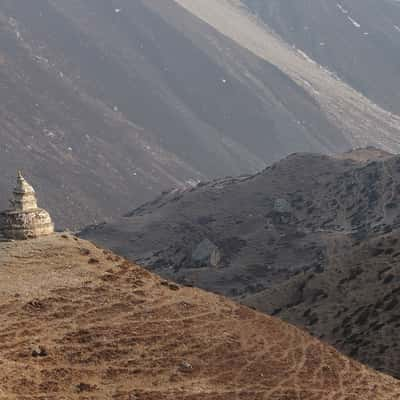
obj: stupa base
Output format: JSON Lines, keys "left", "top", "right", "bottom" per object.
{"left": 1, "top": 209, "right": 54, "bottom": 241}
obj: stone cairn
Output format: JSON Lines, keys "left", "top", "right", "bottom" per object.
{"left": 0, "top": 172, "right": 54, "bottom": 240}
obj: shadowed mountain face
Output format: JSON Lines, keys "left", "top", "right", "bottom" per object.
{"left": 81, "top": 148, "right": 400, "bottom": 378}
{"left": 1, "top": 234, "right": 400, "bottom": 399}
{"left": 2, "top": 0, "right": 400, "bottom": 228}
{"left": 0, "top": 0, "right": 346, "bottom": 228}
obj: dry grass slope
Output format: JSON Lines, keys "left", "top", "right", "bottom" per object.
{"left": 0, "top": 234, "right": 399, "bottom": 399}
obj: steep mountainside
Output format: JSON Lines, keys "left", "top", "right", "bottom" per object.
{"left": 0, "top": 0, "right": 340, "bottom": 228}
{"left": 81, "top": 149, "right": 399, "bottom": 295}
{"left": 243, "top": 0, "right": 400, "bottom": 115}
{"left": 2, "top": 0, "right": 400, "bottom": 228}
{"left": 81, "top": 148, "right": 400, "bottom": 377}
{"left": 244, "top": 230, "right": 400, "bottom": 379}
{"left": 173, "top": 0, "right": 400, "bottom": 150}
{"left": 1, "top": 234, "right": 400, "bottom": 399}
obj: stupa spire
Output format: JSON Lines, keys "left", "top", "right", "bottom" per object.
{"left": 12, "top": 171, "right": 38, "bottom": 211}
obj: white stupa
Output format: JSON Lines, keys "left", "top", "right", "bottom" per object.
{"left": 0, "top": 172, "right": 54, "bottom": 240}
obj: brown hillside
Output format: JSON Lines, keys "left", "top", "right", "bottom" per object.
{"left": 0, "top": 234, "right": 399, "bottom": 399}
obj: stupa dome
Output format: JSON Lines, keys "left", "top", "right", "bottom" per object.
{"left": 0, "top": 172, "right": 54, "bottom": 240}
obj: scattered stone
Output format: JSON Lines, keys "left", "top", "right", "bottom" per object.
{"left": 75, "top": 382, "right": 95, "bottom": 393}
{"left": 274, "top": 198, "right": 291, "bottom": 213}
{"left": 24, "top": 299, "right": 45, "bottom": 311}
{"left": 178, "top": 361, "right": 193, "bottom": 373}
{"left": 100, "top": 273, "right": 118, "bottom": 282}
{"left": 160, "top": 281, "right": 180, "bottom": 291}
{"left": 192, "top": 239, "right": 221, "bottom": 267}
{"left": 79, "top": 248, "right": 91, "bottom": 256}
{"left": 31, "top": 345, "right": 48, "bottom": 357}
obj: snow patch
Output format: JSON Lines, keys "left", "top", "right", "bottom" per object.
{"left": 338, "top": 3, "right": 361, "bottom": 29}
{"left": 347, "top": 16, "right": 361, "bottom": 28}
{"left": 296, "top": 49, "right": 316, "bottom": 65}
{"left": 337, "top": 4, "right": 349, "bottom": 14}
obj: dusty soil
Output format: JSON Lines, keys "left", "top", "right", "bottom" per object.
{"left": 0, "top": 234, "right": 399, "bottom": 399}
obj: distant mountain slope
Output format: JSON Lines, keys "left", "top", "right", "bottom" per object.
{"left": 81, "top": 148, "right": 400, "bottom": 377}
{"left": 174, "top": 0, "right": 400, "bottom": 151}
{"left": 243, "top": 0, "right": 400, "bottom": 115}
{"left": 0, "top": 0, "right": 346, "bottom": 228}
{"left": 1, "top": 234, "right": 400, "bottom": 399}
{"left": 0, "top": 0, "right": 207, "bottom": 228}
{"left": 2, "top": 0, "right": 400, "bottom": 228}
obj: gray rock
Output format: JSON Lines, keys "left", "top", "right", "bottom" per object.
{"left": 192, "top": 239, "right": 221, "bottom": 267}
